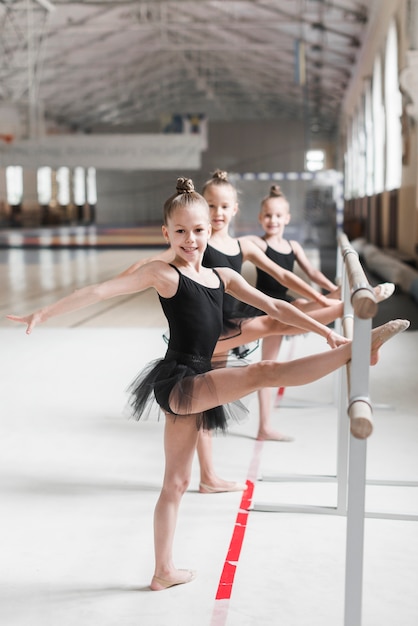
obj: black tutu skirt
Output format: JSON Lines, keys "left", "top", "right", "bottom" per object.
{"left": 216, "top": 301, "right": 266, "bottom": 341}
{"left": 127, "top": 349, "right": 248, "bottom": 431}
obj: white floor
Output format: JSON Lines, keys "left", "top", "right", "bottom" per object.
{"left": 1, "top": 248, "right": 418, "bottom": 626}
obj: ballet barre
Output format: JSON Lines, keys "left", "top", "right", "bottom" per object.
{"left": 338, "top": 232, "right": 376, "bottom": 626}
{"left": 253, "top": 232, "right": 418, "bottom": 626}
{"left": 338, "top": 231, "right": 375, "bottom": 440}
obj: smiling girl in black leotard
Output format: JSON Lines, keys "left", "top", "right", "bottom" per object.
{"left": 243, "top": 184, "right": 395, "bottom": 440}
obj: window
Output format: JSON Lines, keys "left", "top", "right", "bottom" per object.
{"left": 372, "top": 55, "right": 385, "bottom": 194}
{"left": 305, "top": 150, "right": 325, "bottom": 172}
{"left": 6, "top": 166, "right": 23, "bottom": 205}
{"left": 356, "top": 99, "right": 367, "bottom": 198}
{"left": 384, "top": 20, "right": 402, "bottom": 190}
{"left": 56, "top": 167, "right": 70, "bottom": 205}
{"left": 364, "top": 79, "right": 374, "bottom": 197}
{"left": 73, "top": 166, "right": 86, "bottom": 206}
{"left": 86, "top": 167, "right": 97, "bottom": 205}
{"left": 344, "top": 119, "right": 353, "bottom": 199}
{"left": 37, "top": 166, "right": 52, "bottom": 205}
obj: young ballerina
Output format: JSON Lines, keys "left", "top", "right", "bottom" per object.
{"left": 119, "top": 170, "right": 395, "bottom": 493}
{"left": 242, "top": 184, "right": 395, "bottom": 440}
{"left": 6, "top": 177, "right": 409, "bottom": 591}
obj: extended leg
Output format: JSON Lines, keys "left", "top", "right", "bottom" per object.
{"left": 214, "top": 299, "right": 342, "bottom": 354}
{"left": 214, "top": 282, "right": 395, "bottom": 356}
{"left": 169, "top": 320, "right": 409, "bottom": 416}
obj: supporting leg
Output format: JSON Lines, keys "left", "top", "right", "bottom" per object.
{"left": 256, "top": 335, "right": 293, "bottom": 441}
{"left": 150, "top": 413, "right": 199, "bottom": 590}
{"left": 196, "top": 430, "right": 247, "bottom": 493}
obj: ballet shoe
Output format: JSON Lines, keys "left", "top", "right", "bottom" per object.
{"left": 256, "top": 432, "right": 294, "bottom": 442}
{"left": 150, "top": 569, "right": 196, "bottom": 590}
{"left": 372, "top": 318, "right": 410, "bottom": 347}
{"left": 371, "top": 319, "right": 410, "bottom": 364}
{"left": 199, "top": 481, "right": 248, "bottom": 494}
{"left": 375, "top": 282, "right": 395, "bottom": 303}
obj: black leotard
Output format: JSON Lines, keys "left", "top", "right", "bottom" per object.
{"left": 160, "top": 264, "right": 223, "bottom": 357}
{"left": 255, "top": 242, "right": 295, "bottom": 302}
{"left": 203, "top": 242, "right": 243, "bottom": 273}
{"left": 203, "top": 242, "right": 243, "bottom": 323}
{"left": 202, "top": 241, "right": 255, "bottom": 338}
{"left": 128, "top": 264, "right": 247, "bottom": 430}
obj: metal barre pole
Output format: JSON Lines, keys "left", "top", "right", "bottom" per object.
{"left": 339, "top": 233, "right": 377, "bottom": 321}
{"left": 338, "top": 233, "right": 375, "bottom": 626}
{"left": 338, "top": 234, "right": 375, "bottom": 440}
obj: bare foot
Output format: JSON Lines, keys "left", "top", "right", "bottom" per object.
{"left": 150, "top": 569, "right": 196, "bottom": 590}
{"left": 199, "top": 480, "right": 247, "bottom": 493}
{"left": 374, "top": 282, "right": 395, "bottom": 303}
{"left": 257, "top": 430, "right": 294, "bottom": 442}
{"left": 370, "top": 319, "right": 410, "bottom": 365}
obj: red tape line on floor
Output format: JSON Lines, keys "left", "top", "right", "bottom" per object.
{"left": 215, "top": 480, "right": 254, "bottom": 600}
{"left": 277, "top": 385, "right": 285, "bottom": 401}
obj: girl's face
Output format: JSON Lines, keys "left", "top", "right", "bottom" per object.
{"left": 258, "top": 196, "right": 290, "bottom": 236}
{"left": 162, "top": 203, "right": 211, "bottom": 262}
{"left": 203, "top": 184, "right": 238, "bottom": 233}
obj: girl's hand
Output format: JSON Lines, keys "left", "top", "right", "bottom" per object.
{"left": 326, "top": 329, "right": 349, "bottom": 348}
{"left": 6, "top": 313, "right": 42, "bottom": 335}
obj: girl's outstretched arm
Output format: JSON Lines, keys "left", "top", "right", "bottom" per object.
{"left": 6, "top": 261, "right": 169, "bottom": 335}
{"left": 239, "top": 238, "right": 333, "bottom": 307}
{"left": 290, "top": 240, "right": 338, "bottom": 293}
{"left": 219, "top": 267, "right": 348, "bottom": 348}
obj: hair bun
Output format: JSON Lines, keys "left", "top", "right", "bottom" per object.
{"left": 212, "top": 169, "right": 228, "bottom": 181}
{"left": 176, "top": 177, "right": 195, "bottom": 194}
{"left": 269, "top": 185, "right": 283, "bottom": 197}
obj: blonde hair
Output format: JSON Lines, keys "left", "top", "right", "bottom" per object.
{"left": 260, "top": 184, "right": 288, "bottom": 211}
{"left": 163, "top": 177, "right": 208, "bottom": 224}
{"left": 201, "top": 169, "right": 237, "bottom": 200}
{"left": 267, "top": 184, "right": 285, "bottom": 199}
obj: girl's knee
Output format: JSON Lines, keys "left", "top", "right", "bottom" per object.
{"left": 251, "top": 360, "right": 279, "bottom": 386}
{"left": 162, "top": 475, "right": 190, "bottom": 499}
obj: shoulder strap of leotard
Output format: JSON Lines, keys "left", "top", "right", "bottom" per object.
{"left": 168, "top": 263, "right": 181, "bottom": 275}
{"left": 169, "top": 263, "right": 222, "bottom": 288}
{"left": 263, "top": 240, "right": 293, "bottom": 254}
{"left": 211, "top": 268, "right": 224, "bottom": 289}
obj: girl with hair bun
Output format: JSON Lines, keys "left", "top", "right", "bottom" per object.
{"left": 7, "top": 176, "right": 407, "bottom": 591}
{"left": 244, "top": 183, "right": 342, "bottom": 439}
{"left": 243, "top": 184, "right": 395, "bottom": 440}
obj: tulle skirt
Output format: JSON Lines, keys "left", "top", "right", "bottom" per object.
{"left": 127, "top": 349, "right": 248, "bottom": 431}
